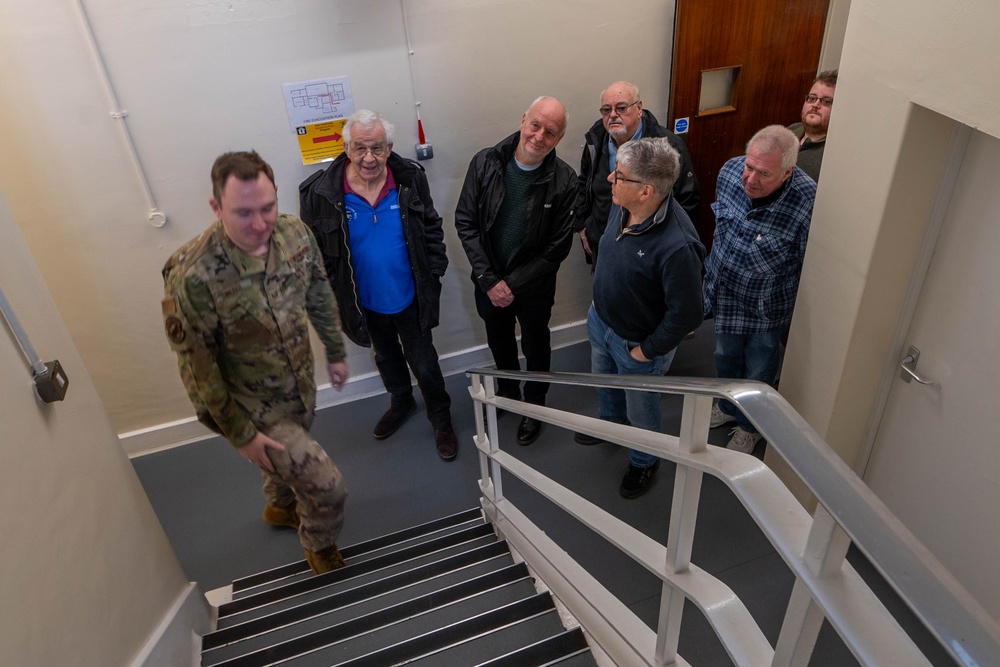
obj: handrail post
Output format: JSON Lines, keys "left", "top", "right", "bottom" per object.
{"left": 772, "top": 505, "right": 851, "bottom": 666}
{"left": 657, "top": 393, "right": 712, "bottom": 663}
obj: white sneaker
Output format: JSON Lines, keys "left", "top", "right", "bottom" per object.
{"left": 727, "top": 426, "right": 762, "bottom": 454}
{"left": 710, "top": 403, "right": 737, "bottom": 428}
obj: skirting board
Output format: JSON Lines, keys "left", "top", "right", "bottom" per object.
{"left": 128, "top": 582, "right": 212, "bottom": 667}
{"left": 124, "top": 320, "right": 586, "bottom": 458}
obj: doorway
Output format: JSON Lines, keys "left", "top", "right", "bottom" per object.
{"left": 669, "top": 0, "right": 830, "bottom": 246}
{"left": 862, "top": 127, "right": 1000, "bottom": 620}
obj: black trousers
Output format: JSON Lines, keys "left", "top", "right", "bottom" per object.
{"left": 473, "top": 287, "right": 553, "bottom": 404}
{"left": 364, "top": 299, "right": 452, "bottom": 430}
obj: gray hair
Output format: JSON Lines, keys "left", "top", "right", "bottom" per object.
{"left": 343, "top": 109, "right": 395, "bottom": 146}
{"left": 526, "top": 96, "right": 569, "bottom": 134}
{"left": 746, "top": 125, "right": 799, "bottom": 173}
{"left": 601, "top": 81, "right": 640, "bottom": 104}
{"left": 617, "top": 137, "right": 681, "bottom": 197}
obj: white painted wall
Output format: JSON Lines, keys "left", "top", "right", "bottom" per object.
{"left": 0, "top": 0, "right": 678, "bottom": 441}
{"left": 0, "top": 192, "right": 205, "bottom": 666}
{"left": 774, "top": 0, "right": 1000, "bottom": 501}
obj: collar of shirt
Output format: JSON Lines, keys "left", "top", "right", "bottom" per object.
{"left": 607, "top": 119, "right": 645, "bottom": 172}
{"left": 343, "top": 165, "right": 396, "bottom": 207}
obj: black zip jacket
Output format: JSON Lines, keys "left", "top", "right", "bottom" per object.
{"left": 454, "top": 132, "right": 578, "bottom": 305}
{"left": 298, "top": 152, "right": 448, "bottom": 347}
{"left": 575, "top": 110, "right": 701, "bottom": 261}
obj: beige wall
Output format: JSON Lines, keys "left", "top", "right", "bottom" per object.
{"left": 0, "top": 0, "right": 678, "bottom": 439}
{"left": 773, "top": 0, "right": 1000, "bottom": 501}
{"left": 0, "top": 192, "right": 201, "bottom": 666}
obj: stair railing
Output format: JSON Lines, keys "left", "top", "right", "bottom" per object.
{"left": 467, "top": 369, "right": 1000, "bottom": 667}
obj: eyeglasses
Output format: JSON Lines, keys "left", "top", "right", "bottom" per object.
{"left": 599, "top": 100, "right": 640, "bottom": 117}
{"left": 613, "top": 170, "right": 645, "bottom": 185}
{"left": 349, "top": 143, "right": 388, "bottom": 159}
{"left": 804, "top": 94, "right": 834, "bottom": 108}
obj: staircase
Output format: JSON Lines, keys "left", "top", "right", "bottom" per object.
{"left": 200, "top": 508, "right": 598, "bottom": 667}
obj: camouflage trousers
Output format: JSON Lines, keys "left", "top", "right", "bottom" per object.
{"left": 259, "top": 420, "right": 347, "bottom": 553}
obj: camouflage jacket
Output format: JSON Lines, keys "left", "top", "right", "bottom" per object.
{"left": 162, "top": 214, "right": 345, "bottom": 447}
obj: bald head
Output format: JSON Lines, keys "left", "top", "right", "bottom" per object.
{"left": 601, "top": 81, "right": 643, "bottom": 145}
{"left": 516, "top": 96, "right": 568, "bottom": 166}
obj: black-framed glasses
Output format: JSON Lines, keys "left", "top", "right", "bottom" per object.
{"left": 599, "top": 100, "right": 640, "bottom": 117}
{"left": 349, "top": 143, "right": 388, "bottom": 159}
{"left": 804, "top": 94, "right": 834, "bottom": 108}
{"left": 613, "top": 170, "right": 644, "bottom": 185}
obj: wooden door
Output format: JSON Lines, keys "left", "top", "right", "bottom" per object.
{"left": 669, "top": 0, "right": 829, "bottom": 246}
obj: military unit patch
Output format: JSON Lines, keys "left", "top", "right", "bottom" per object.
{"left": 165, "top": 316, "right": 186, "bottom": 344}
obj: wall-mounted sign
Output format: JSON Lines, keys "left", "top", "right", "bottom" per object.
{"left": 674, "top": 117, "right": 690, "bottom": 134}
{"left": 282, "top": 76, "right": 354, "bottom": 133}
{"left": 296, "top": 119, "right": 347, "bottom": 165}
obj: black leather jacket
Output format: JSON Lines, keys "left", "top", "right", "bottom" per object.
{"left": 575, "top": 110, "right": 701, "bottom": 259}
{"left": 298, "top": 152, "right": 448, "bottom": 347}
{"left": 454, "top": 132, "right": 577, "bottom": 305}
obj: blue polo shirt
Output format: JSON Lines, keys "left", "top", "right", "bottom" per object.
{"left": 344, "top": 168, "right": 415, "bottom": 314}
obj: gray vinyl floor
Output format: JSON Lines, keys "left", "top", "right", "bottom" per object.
{"left": 132, "top": 319, "right": 951, "bottom": 666}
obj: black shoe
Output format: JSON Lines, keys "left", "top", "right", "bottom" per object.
{"left": 373, "top": 401, "right": 416, "bottom": 440}
{"left": 619, "top": 460, "right": 660, "bottom": 499}
{"left": 574, "top": 432, "right": 604, "bottom": 446}
{"left": 517, "top": 417, "right": 542, "bottom": 445}
{"left": 434, "top": 426, "right": 457, "bottom": 461}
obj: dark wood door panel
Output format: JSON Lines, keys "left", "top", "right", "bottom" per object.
{"left": 670, "top": 0, "right": 829, "bottom": 246}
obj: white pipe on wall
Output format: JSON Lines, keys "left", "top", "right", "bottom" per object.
{"left": 71, "top": 0, "right": 167, "bottom": 227}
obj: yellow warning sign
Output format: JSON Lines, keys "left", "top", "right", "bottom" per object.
{"left": 296, "top": 119, "right": 347, "bottom": 165}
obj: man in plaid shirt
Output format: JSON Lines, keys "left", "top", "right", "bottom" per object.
{"left": 702, "top": 125, "right": 817, "bottom": 454}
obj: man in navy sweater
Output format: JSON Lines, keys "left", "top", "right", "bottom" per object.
{"left": 580, "top": 137, "right": 705, "bottom": 499}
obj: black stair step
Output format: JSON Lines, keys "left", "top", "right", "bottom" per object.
{"left": 208, "top": 575, "right": 541, "bottom": 667}
{"left": 232, "top": 508, "right": 484, "bottom": 596}
{"left": 331, "top": 594, "right": 561, "bottom": 667}
{"left": 218, "top": 521, "right": 495, "bottom": 618}
{"left": 202, "top": 549, "right": 520, "bottom": 661}
{"left": 473, "top": 627, "right": 595, "bottom": 667}
{"left": 217, "top": 533, "right": 500, "bottom": 629}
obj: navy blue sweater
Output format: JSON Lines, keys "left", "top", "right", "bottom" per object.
{"left": 593, "top": 196, "right": 705, "bottom": 359}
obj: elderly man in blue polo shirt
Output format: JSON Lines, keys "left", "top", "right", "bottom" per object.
{"left": 702, "top": 125, "right": 816, "bottom": 454}
{"left": 299, "top": 110, "right": 456, "bottom": 461}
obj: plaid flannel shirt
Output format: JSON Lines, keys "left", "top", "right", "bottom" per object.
{"left": 703, "top": 157, "right": 816, "bottom": 334}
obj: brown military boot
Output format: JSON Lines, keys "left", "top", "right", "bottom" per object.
{"left": 262, "top": 504, "right": 300, "bottom": 529}
{"left": 305, "top": 544, "right": 346, "bottom": 574}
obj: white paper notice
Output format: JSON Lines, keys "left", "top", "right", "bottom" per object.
{"left": 282, "top": 76, "right": 355, "bottom": 133}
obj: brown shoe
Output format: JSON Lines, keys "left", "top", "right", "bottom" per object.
{"left": 373, "top": 401, "right": 417, "bottom": 439}
{"left": 435, "top": 426, "right": 458, "bottom": 461}
{"left": 262, "top": 504, "right": 299, "bottom": 529}
{"left": 305, "top": 544, "right": 346, "bottom": 574}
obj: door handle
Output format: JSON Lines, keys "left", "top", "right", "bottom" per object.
{"left": 899, "top": 345, "right": 934, "bottom": 385}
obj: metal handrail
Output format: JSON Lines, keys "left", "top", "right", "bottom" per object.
{"left": 467, "top": 368, "right": 1000, "bottom": 666}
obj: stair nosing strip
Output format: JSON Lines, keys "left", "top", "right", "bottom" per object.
{"left": 205, "top": 569, "right": 540, "bottom": 667}
{"left": 231, "top": 508, "right": 485, "bottom": 593}
{"left": 218, "top": 521, "right": 495, "bottom": 617}
{"left": 203, "top": 543, "right": 515, "bottom": 650}
{"left": 328, "top": 592, "right": 559, "bottom": 667}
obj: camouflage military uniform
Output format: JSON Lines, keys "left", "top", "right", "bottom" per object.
{"left": 162, "top": 213, "right": 347, "bottom": 552}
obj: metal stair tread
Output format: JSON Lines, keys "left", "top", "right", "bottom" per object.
{"left": 208, "top": 577, "right": 543, "bottom": 667}
{"left": 218, "top": 521, "right": 496, "bottom": 619}
{"left": 202, "top": 556, "right": 525, "bottom": 663}
{"left": 231, "top": 508, "right": 485, "bottom": 597}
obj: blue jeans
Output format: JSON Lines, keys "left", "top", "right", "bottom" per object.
{"left": 714, "top": 330, "right": 782, "bottom": 434}
{"left": 588, "top": 306, "right": 675, "bottom": 468}
{"left": 365, "top": 299, "right": 452, "bottom": 430}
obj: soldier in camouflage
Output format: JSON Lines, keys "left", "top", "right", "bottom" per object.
{"left": 162, "top": 150, "right": 349, "bottom": 574}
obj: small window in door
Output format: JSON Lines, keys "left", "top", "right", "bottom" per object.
{"left": 698, "top": 66, "right": 739, "bottom": 116}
